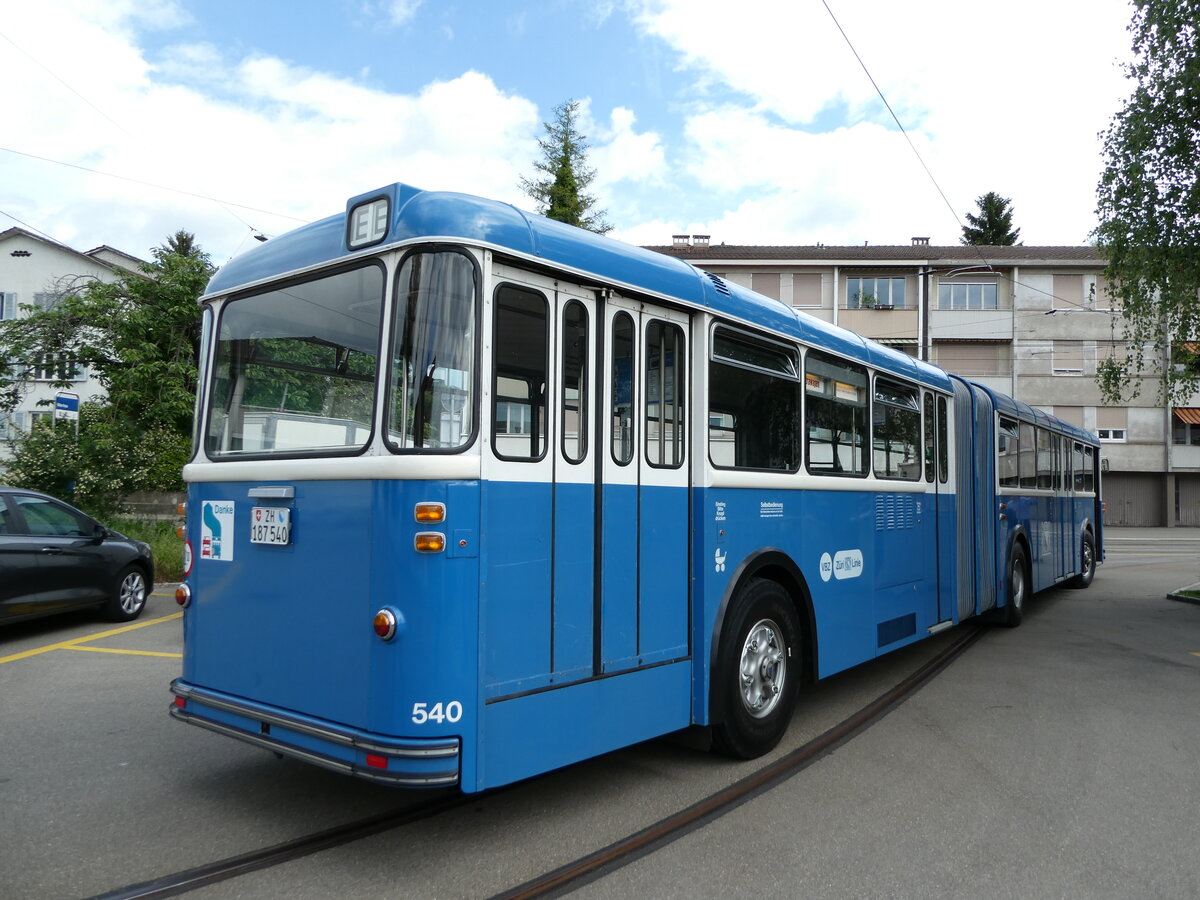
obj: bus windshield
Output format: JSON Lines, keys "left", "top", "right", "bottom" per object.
{"left": 205, "top": 263, "right": 384, "bottom": 457}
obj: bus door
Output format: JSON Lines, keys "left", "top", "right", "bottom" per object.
{"left": 481, "top": 269, "right": 597, "bottom": 698}
{"left": 599, "top": 295, "right": 690, "bottom": 674}
{"left": 1057, "top": 434, "right": 1073, "bottom": 580}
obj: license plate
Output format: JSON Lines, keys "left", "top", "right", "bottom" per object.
{"left": 250, "top": 507, "right": 291, "bottom": 545}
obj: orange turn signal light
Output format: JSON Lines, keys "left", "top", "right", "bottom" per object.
{"left": 414, "top": 532, "right": 446, "bottom": 554}
{"left": 414, "top": 502, "right": 446, "bottom": 524}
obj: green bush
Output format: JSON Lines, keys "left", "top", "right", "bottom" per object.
{"left": 4, "top": 403, "right": 188, "bottom": 520}
{"left": 110, "top": 517, "right": 185, "bottom": 583}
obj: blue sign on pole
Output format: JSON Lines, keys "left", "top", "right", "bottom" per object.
{"left": 54, "top": 391, "right": 80, "bottom": 421}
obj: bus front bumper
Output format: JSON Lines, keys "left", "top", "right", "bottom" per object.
{"left": 169, "top": 679, "right": 460, "bottom": 788}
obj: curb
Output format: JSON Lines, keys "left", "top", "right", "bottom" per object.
{"left": 1167, "top": 583, "right": 1200, "bottom": 605}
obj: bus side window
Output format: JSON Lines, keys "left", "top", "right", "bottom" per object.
{"left": 937, "top": 395, "right": 949, "bottom": 484}
{"left": 923, "top": 393, "right": 935, "bottom": 483}
{"left": 1019, "top": 421, "right": 1037, "bottom": 489}
{"left": 873, "top": 378, "right": 921, "bottom": 480}
{"left": 611, "top": 312, "right": 635, "bottom": 465}
{"left": 708, "top": 326, "right": 800, "bottom": 471}
{"left": 805, "top": 350, "right": 869, "bottom": 477}
{"left": 998, "top": 417, "right": 1020, "bottom": 488}
{"left": 1036, "top": 427, "right": 1054, "bottom": 489}
{"left": 493, "top": 285, "right": 548, "bottom": 461}
{"left": 645, "top": 321, "right": 685, "bottom": 468}
{"left": 561, "top": 301, "right": 588, "bottom": 464}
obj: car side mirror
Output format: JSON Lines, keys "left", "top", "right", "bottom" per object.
{"left": 92, "top": 523, "right": 108, "bottom": 542}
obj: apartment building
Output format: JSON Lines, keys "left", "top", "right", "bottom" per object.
{"left": 647, "top": 237, "right": 1200, "bottom": 527}
{"left": 0, "top": 227, "right": 143, "bottom": 469}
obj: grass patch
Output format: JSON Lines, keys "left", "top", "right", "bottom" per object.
{"left": 111, "top": 518, "right": 185, "bottom": 583}
{"left": 1177, "top": 589, "right": 1200, "bottom": 602}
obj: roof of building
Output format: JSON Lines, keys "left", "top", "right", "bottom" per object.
{"left": 642, "top": 243, "right": 1103, "bottom": 264}
{"left": 0, "top": 227, "right": 144, "bottom": 273}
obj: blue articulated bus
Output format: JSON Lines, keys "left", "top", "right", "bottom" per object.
{"left": 170, "top": 182, "right": 1103, "bottom": 792}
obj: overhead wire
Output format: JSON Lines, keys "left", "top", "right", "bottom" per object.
{"left": 0, "top": 29, "right": 301, "bottom": 247}
{"left": 818, "top": 0, "right": 1101, "bottom": 317}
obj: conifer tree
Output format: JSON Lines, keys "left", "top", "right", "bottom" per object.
{"left": 961, "top": 192, "right": 1021, "bottom": 245}
{"left": 520, "top": 100, "right": 612, "bottom": 234}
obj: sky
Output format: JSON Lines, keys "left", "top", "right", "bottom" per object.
{"left": 1, "top": 0, "right": 1137, "bottom": 268}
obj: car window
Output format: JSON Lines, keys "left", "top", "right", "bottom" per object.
{"left": 0, "top": 499, "right": 12, "bottom": 534}
{"left": 12, "top": 496, "right": 91, "bottom": 537}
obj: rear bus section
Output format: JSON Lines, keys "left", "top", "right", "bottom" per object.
{"left": 172, "top": 241, "right": 483, "bottom": 788}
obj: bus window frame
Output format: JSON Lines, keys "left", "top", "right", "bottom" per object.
{"left": 204, "top": 258, "right": 388, "bottom": 462}
{"left": 383, "top": 245, "right": 482, "bottom": 456}
{"left": 491, "top": 282, "right": 550, "bottom": 463}
{"left": 644, "top": 319, "right": 686, "bottom": 470}
{"left": 560, "top": 299, "right": 589, "bottom": 465}
{"left": 707, "top": 323, "right": 801, "bottom": 473}
{"left": 871, "top": 375, "right": 922, "bottom": 482}
{"left": 804, "top": 348, "right": 870, "bottom": 478}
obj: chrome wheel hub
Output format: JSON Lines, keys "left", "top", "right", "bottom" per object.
{"left": 739, "top": 618, "right": 786, "bottom": 719}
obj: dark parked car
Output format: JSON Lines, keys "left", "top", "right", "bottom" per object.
{"left": 0, "top": 485, "right": 154, "bottom": 625}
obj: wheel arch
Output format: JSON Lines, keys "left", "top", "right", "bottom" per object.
{"left": 708, "top": 547, "right": 816, "bottom": 724}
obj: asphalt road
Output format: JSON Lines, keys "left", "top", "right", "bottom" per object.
{"left": 1, "top": 528, "right": 1197, "bottom": 899}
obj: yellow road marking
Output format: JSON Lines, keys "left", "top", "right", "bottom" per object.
{"left": 0, "top": 612, "right": 183, "bottom": 664}
{"left": 65, "top": 646, "right": 183, "bottom": 659}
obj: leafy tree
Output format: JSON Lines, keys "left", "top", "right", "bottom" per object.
{"left": 0, "top": 230, "right": 212, "bottom": 512}
{"left": 520, "top": 99, "right": 612, "bottom": 234}
{"left": 1094, "top": 0, "right": 1200, "bottom": 404}
{"left": 960, "top": 191, "right": 1022, "bottom": 245}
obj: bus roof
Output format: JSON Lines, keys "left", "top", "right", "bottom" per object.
{"left": 204, "top": 182, "right": 953, "bottom": 391}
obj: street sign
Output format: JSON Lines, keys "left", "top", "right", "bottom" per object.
{"left": 54, "top": 391, "right": 80, "bottom": 421}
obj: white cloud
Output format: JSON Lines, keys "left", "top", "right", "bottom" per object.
{"left": 628, "top": 0, "right": 1134, "bottom": 244}
{"left": 385, "top": 0, "right": 423, "bottom": 28}
{"left": 1, "top": 2, "right": 540, "bottom": 261}
{"left": 591, "top": 107, "right": 667, "bottom": 187}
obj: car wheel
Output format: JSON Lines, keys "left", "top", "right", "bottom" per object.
{"left": 104, "top": 566, "right": 148, "bottom": 621}
{"left": 1002, "top": 543, "right": 1028, "bottom": 628}
{"left": 1069, "top": 531, "right": 1096, "bottom": 589}
{"left": 712, "top": 578, "right": 801, "bottom": 759}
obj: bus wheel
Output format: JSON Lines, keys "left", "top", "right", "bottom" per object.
{"left": 1069, "top": 531, "right": 1096, "bottom": 589}
{"left": 1003, "top": 543, "right": 1028, "bottom": 628}
{"left": 713, "top": 578, "right": 801, "bottom": 759}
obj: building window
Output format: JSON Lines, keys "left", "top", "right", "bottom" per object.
{"left": 847, "top": 277, "right": 906, "bottom": 309}
{"left": 934, "top": 342, "right": 1011, "bottom": 377}
{"left": 751, "top": 273, "right": 781, "bottom": 300}
{"left": 1052, "top": 341, "right": 1084, "bottom": 376}
{"left": 31, "top": 354, "right": 83, "bottom": 382}
{"left": 1172, "top": 410, "right": 1200, "bottom": 445}
{"left": 1052, "top": 274, "right": 1085, "bottom": 310}
{"left": 937, "top": 282, "right": 998, "bottom": 310}
{"left": 1097, "top": 428, "right": 1126, "bottom": 442}
{"left": 1, "top": 292, "right": 15, "bottom": 320}
{"left": 33, "top": 292, "right": 64, "bottom": 311}
{"left": 792, "top": 273, "right": 822, "bottom": 307}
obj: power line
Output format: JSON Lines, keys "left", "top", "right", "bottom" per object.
{"left": 818, "top": 0, "right": 997, "bottom": 275}
{"left": 0, "top": 146, "right": 307, "bottom": 225}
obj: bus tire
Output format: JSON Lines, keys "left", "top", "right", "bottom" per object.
{"left": 1069, "top": 530, "right": 1096, "bottom": 589}
{"left": 712, "top": 578, "right": 801, "bottom": 759}
{"left": 1002, "top": 543, "right": 1028, "bottom": 628}
{"left": 103, "top": 565, "right": 148, "bottom": 622}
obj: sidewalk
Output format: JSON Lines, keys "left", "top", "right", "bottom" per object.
{"left": 1102, "top": 525, "right": 1200, "bottom": 542}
